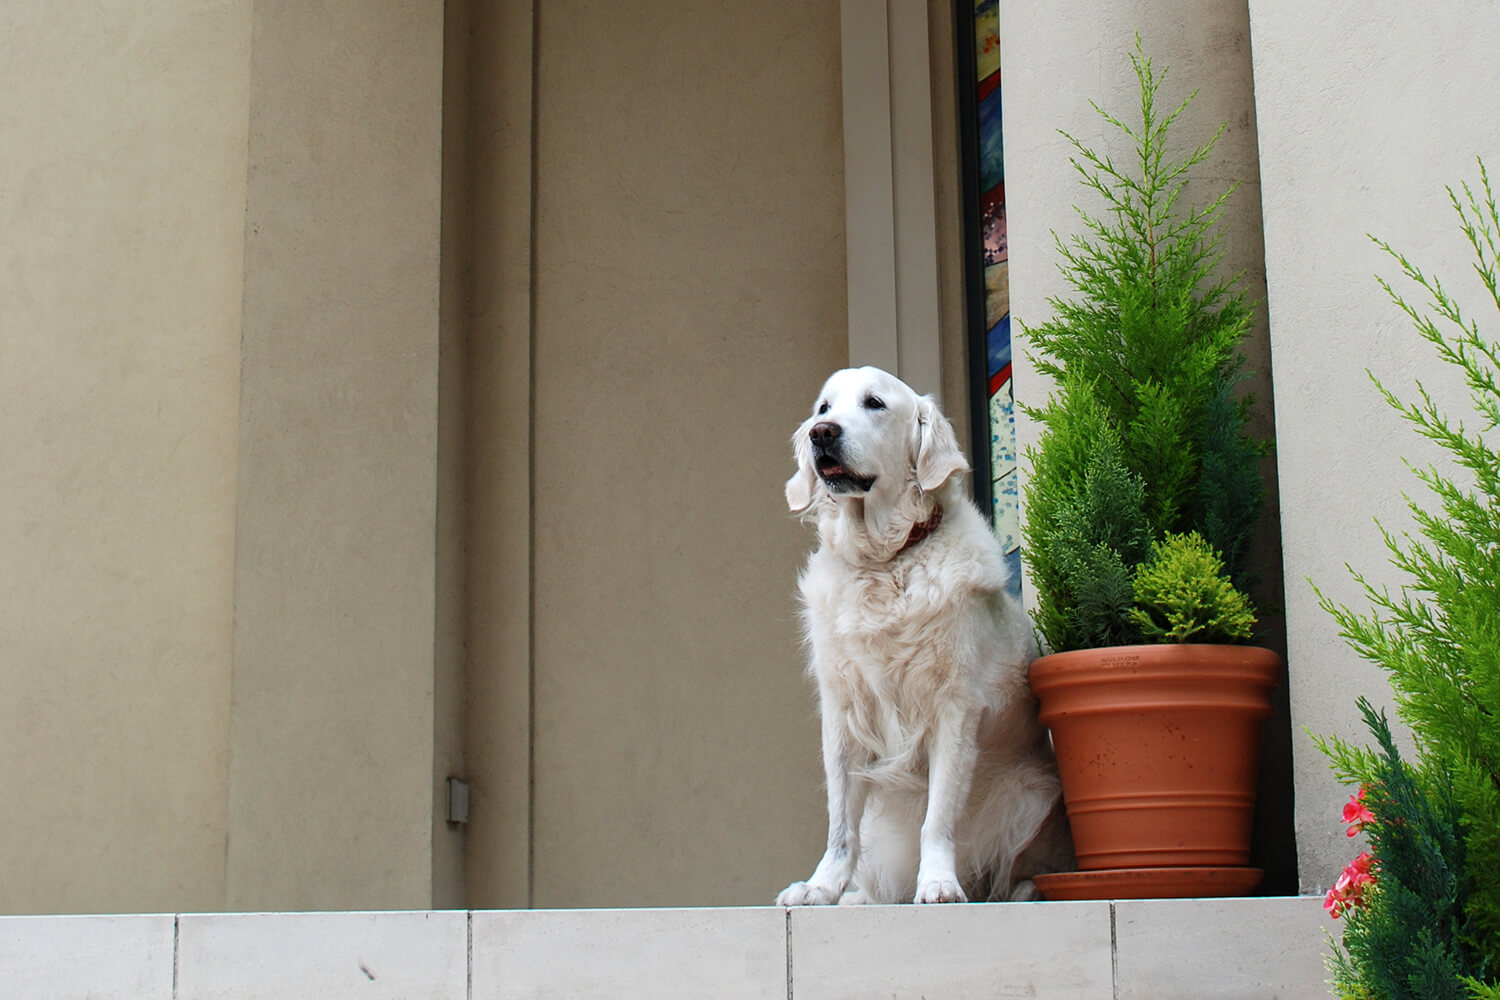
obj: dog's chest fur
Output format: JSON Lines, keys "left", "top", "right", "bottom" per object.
{"left": 801, "top": 543, "right": 990, "bottom": 762}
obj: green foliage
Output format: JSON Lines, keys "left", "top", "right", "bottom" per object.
{"left": 1315, "top": 701, "right": 1476, "bottom": 1000}
{"left": 1316, "top": 160, "right": 1500, "bottom": 997}
{"left": 1024, "top": 375, "right": 1153, "bottom": 651}
{"left": 1022, "top": 37, "right": 1268, "bottom": 651}
{"left": 1194, "top": 369, "right": 1267, "bottom": 590}
{"left": 1129, "top": 531, "right": 1256, "bottom": 643}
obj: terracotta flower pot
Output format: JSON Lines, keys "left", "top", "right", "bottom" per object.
{"left": 1028, "top": 643, "right": 1281, "bottom": 871}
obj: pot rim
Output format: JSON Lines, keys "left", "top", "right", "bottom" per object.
{"left": 1028, "top": 642, "right": 1282, "bottom": 690}
{"left": 1031, "top": 642, "right": 1282, "bottom": 667}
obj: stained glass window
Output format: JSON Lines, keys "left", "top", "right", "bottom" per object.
{"left": 962, "top": 0, "right": 1021, "bottom": 591}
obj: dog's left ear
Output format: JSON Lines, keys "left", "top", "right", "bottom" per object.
{"left": 785, "top": 425, "right": 820, "bottom": 512}
{"left": 914, "top": 395, "right": 969, "bottom": 493}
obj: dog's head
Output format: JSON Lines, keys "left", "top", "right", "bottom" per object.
{"left": 785, "top": 367, "right": 968, "bottom": 513}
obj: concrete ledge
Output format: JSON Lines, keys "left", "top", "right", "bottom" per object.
{"left": 474, "top": 907, "right": 786, "bottom": 1000}
{"left": 1115, "top": 896, "right": 1334, "bottom": 999}
{"left": 0, "top": 896, "right": 1334, "bottom": 1000}
{"left": 177, "top": 911, "right": 466, "bottom": 999}
{"left": 0, "top": 914, "right": 174, "bottom": 1000}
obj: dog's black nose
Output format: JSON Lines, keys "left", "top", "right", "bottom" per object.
{"left": 810, "top": 421, "right": 841, "bottom": 446}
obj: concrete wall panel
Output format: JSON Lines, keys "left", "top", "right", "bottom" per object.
{"left": 0, "top": 1, "right": 252, "bottom": 914}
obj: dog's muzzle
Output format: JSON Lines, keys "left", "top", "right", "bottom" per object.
{"left": 810, "top": 421, "right": 876, "bottom": 493}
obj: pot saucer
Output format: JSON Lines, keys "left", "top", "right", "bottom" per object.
{"left": 1032, "top": 866, "right": 1263, "bottom": 901}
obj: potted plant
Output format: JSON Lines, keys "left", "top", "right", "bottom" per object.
{"left": 1019, "top": 39, "right": 1280, "bottom": 900}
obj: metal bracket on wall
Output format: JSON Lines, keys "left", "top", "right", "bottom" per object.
{"left": 446, "top": 777, "right": 470, "bottom": 825}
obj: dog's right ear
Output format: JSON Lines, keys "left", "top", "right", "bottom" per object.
{"left": 914, "top": 395, "right": 969, "bottom": 493}
{"left": 785, "top": 426, "right": 819, "bottom": 512}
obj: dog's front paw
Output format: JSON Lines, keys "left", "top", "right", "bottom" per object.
{"left": 914, "top": 877, "right": 968, "bottom": 904}
{"left": 777, "top": 881, "right": 840, "bottom": 906}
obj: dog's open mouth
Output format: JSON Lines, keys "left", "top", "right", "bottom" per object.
{"left": 816, "top": 455, "right": 876, "bottom": 493}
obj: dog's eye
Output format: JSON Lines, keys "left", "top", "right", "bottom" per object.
{"left": 817, "top": 401, "right": 830, "bottom": 415}
{"left": 863, "top": 396, "right": 886, "bottom": 411}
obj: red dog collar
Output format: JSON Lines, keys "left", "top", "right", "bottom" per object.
{"left": 897, "top": 503, "right": 944, "bottom": 554}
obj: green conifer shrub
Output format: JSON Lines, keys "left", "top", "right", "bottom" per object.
{"left": 1025, "top": 375, "right": 1153, "bottom": 649}
{"left": 1129, "top": 531, "right": 1256, "bottom": 644}
{"left": 1317, "top": 701, "right": 1475, "bottom": 1000}
{"left": 1022, "top": 38, "right": 1268, "bottom": 653}
{"left": 1314, "top": 160, "right": 1500, "bottom": 1000}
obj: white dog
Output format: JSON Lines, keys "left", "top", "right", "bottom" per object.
{"left": 776, "top": 367, "right": 1071, "bottom": 905}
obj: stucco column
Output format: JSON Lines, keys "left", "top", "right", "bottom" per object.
{"left": 840, "top": 0, "right": 944, "bottom": 396}
{"left": 1247, "top": 0, "right": 1500, "bottom": 892}
{"left": 227, "top": 0, "right": 460, "bottom": 910}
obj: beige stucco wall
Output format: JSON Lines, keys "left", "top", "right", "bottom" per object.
{"left": 0, "top": 2, "right": 252, "bottom": 913}
{"left": 2, "top": 0, "right": 463, "bottom": 915}
{"left": 1, "top": 0, "right": 851, "bottom": 916}
{"left": 510, "top": 0, "right": 849, "bottom": 909}
{"left": 226, "top": 0, "right": 458, "bottom": 911}
{"left": 1248, "top": 0, "right": 1500, "bottom": 890}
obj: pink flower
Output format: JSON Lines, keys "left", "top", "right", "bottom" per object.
{"left": 1342, "top": 788, "right": 1374, "bottom": 836}
{"left": 1324, "top": 851, "right": 1376, "bottom": 918}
